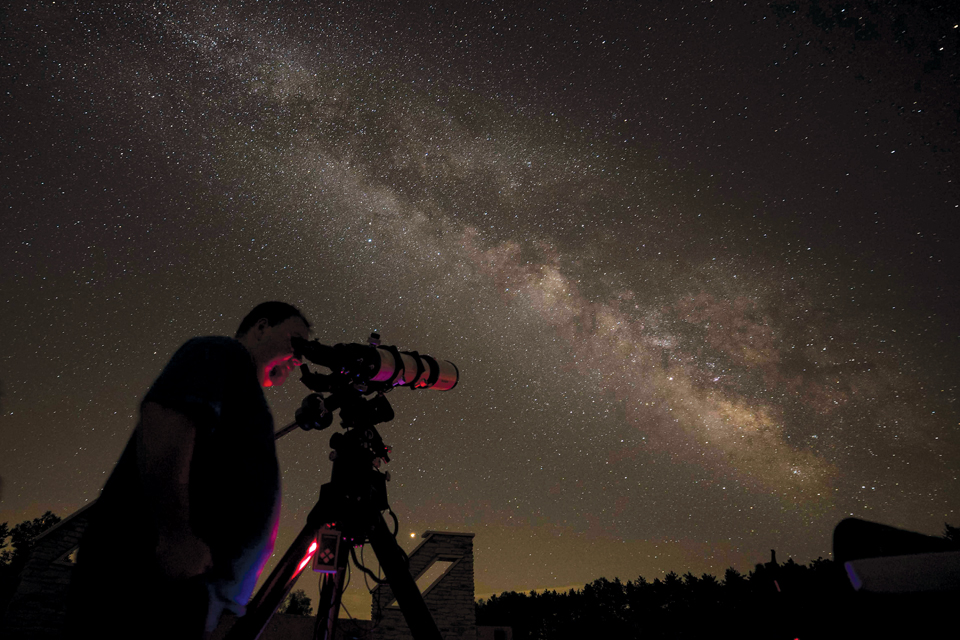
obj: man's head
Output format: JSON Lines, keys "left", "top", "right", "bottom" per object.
{"left": 236, "top": 302, "right": 311, "bottom": 388}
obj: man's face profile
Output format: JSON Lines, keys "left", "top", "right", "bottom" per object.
{"left": 249, "top": 316, "right": 310, "bottom": 388}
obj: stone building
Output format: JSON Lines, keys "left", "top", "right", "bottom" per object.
{"left": 2, "top": 502, "right": 94, "bottom": 639}
{"left": 371, "top": 531, "right": 476, "bottom": 640}
{"left": 3, "top": 512, "right": 487, "bottom": 640}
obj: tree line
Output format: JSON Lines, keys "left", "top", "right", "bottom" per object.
{"left": 477, "top": 557, "right": 845, "bottom": 640}
{"left": 477, "top": 525, "right": 960, "bottom": 640}
{"left": 2, "top": 511, "right": 957, "bottom": 637}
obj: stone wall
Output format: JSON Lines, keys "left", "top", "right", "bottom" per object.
{"left": 371, "top": 531, "right": 476, "bottom": 640}
{"left": 2, "top": 503, "right": 93, "bottom": 639}
{"left": 3, "top": 510, "right": 479, "bottom": 640}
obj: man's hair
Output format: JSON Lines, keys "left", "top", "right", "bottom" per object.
{"left": 236, "top": 302, "right": 311, "bottom": 338}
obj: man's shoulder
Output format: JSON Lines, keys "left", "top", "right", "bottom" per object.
{"left": 144, "top": 336, "right": 260, "bottom": 420}
{"left": 157, "top": 336, "right": 256, "bottom": 385}
{"left": 172, "top": 336, "right": 251, "bottom": 364}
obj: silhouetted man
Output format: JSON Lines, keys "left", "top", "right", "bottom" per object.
{"left": 66, "top": 302, "right": 310, "bottom": 639}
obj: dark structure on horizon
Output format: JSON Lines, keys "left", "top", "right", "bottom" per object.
{"left": 1, "top": 504, "right": 93, "bottom": 639}
{"left": 371, "top": 531, "right": 476, "bottom": 640}
{"left": 1, "top": 505, "right": 483, "bottom": 640}
{"left": 6, "top": 505, "right": 959, "bottom": 640}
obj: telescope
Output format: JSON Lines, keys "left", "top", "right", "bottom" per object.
{"left": 291, "top": 333, "right": 458, "bottom": 392}
{"left": 230, "top": 334, "right": 461, "bottom": 640}
{"left": 286, "top": 334, "right": 459, "bottom": 433}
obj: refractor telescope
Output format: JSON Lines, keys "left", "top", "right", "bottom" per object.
{"left": 234, "top": 335, "right": 461, "bottom": 640}
{"left": 287, "top": 333, "right": 458, "bottom": 434}
{"left": 291, "top": 334, "right": 459, "bottom": 392}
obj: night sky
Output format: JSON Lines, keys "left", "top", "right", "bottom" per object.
{"left": 2, "top": 0, "right": 959, "bottom": 619}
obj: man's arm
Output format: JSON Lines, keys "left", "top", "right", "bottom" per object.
{"left": 137, "top": 401, "right": 213, "bottom": 579}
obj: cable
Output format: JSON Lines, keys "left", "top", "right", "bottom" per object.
{"left": 336, "top": 554, "right": 379, "bottom": 640}
{"left": 388, "top": 508, "right": 400, "bottom": 537}
{"left": 383, "top": 507, "right": 411, "bottom": 567}
{"left": 352, "top": 545, "right": 387, "bottom": 585}
{"left": 342, "top": 556, "right": 352, "bottom": 595}
{"left": 362, "top": 544, "right": 386, "bottom": 634}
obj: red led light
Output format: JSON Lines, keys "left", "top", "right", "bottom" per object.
{"left": 294, "top": 539, "right": 318, "bottom": 576}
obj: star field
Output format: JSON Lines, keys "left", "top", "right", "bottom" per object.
{"left": 2, "top": 0, "right": 958, "bottom": 618}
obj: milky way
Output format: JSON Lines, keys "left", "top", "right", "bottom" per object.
{"left": 2, "top": 0, "right": 958, "bottom": 617}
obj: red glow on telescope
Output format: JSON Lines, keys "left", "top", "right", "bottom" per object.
{"left": 295, "top": 539, "right": 318, "bottom": 576}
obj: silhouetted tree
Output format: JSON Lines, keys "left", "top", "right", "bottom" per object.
{"left": 278, "top": 589, "right": 313, "bottom": 616}
{"left": 944, "top": 523, "right": 960, "bottom": 548}
{"left": 0, "top": 511, "right": 61, "bottom": 613}
{"left": 476, "top": 554, "right": 860, "bottom": 640}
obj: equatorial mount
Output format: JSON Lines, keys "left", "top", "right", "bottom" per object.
{"left": 224, "top": 333, "right": 457, "bottom": 640}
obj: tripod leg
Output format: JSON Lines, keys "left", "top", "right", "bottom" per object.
{"left": 314, "top": 566, "right": 345, "bottom": 640}
{"left": 224, "top": 523, "right": 318, "bottom": 640}
{"left": 368, "top": 516, "right": 444, "bottom": 640}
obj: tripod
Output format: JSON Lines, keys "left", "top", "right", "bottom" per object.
{"left": 224, "top": 375, "right": 444, "bottom": 640}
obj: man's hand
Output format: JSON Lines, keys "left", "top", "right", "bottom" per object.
{"left": 156, "top": 527, "right": 213, "bottom": 579}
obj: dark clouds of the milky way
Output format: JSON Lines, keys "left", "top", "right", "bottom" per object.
{"left": 2, "top": 0, "right": 958, "bottom": 617}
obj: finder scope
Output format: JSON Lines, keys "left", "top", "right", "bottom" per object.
{"left": 292, "top": 334, "right": 458, "bottom": 392}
